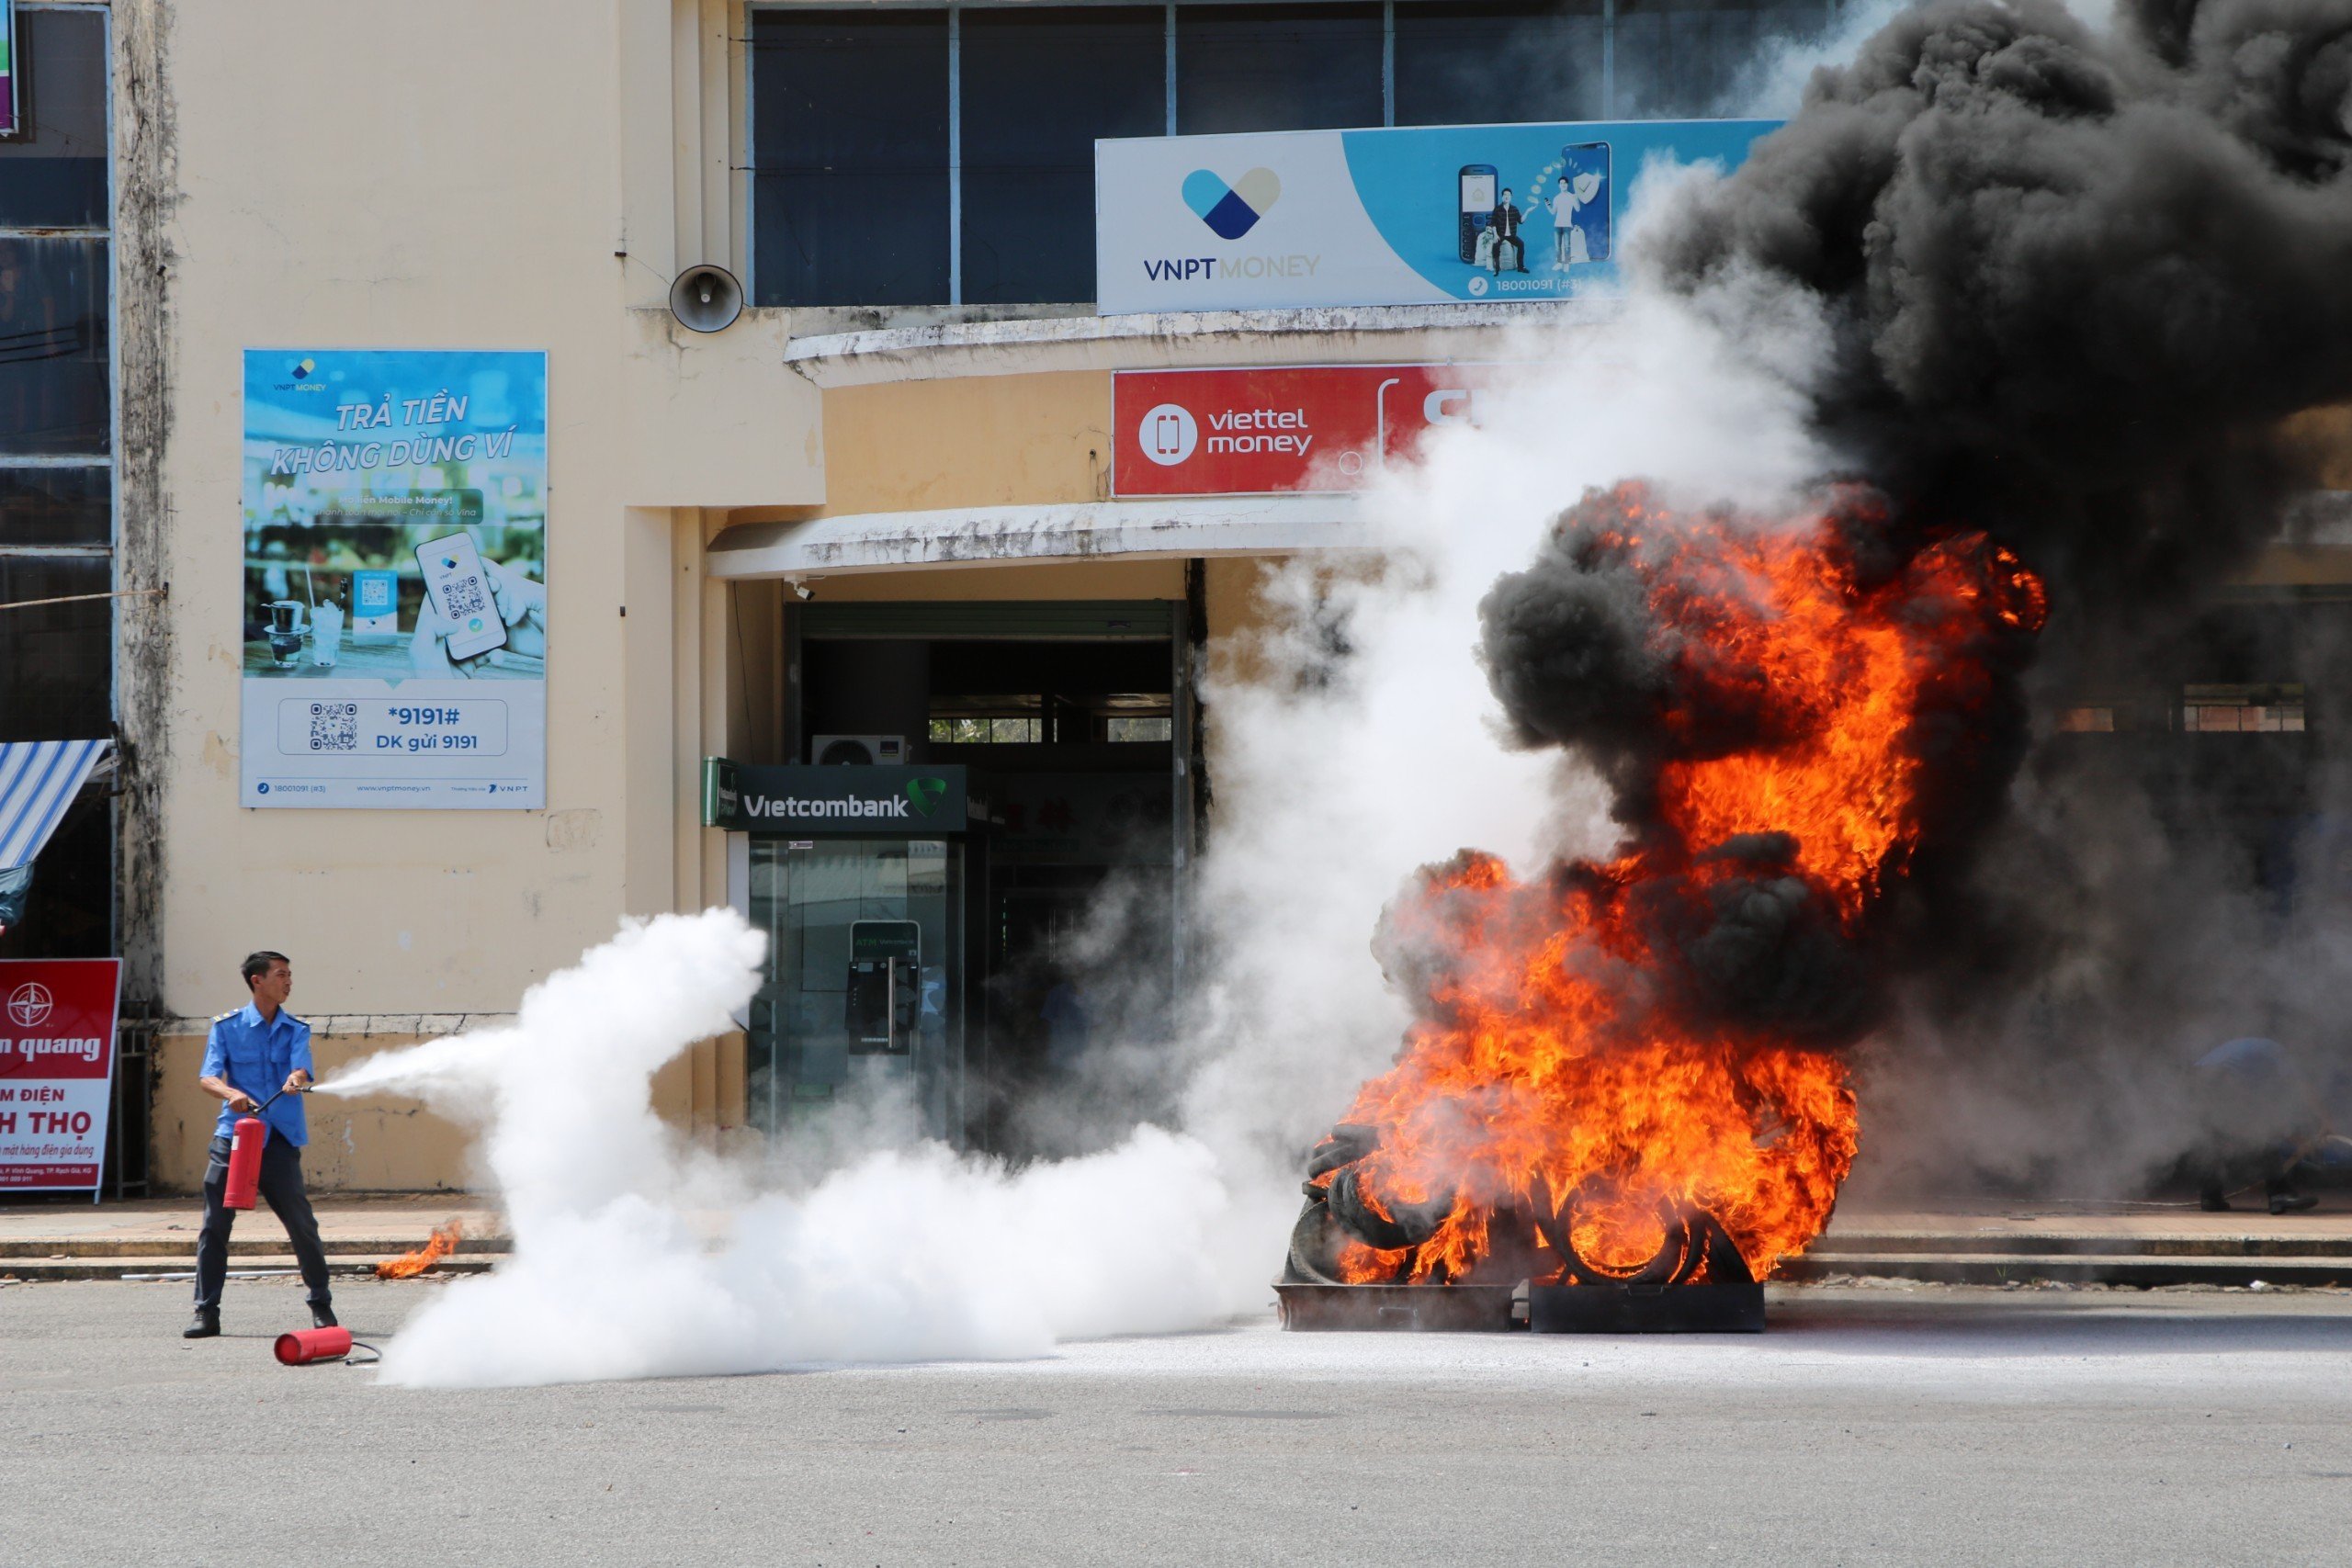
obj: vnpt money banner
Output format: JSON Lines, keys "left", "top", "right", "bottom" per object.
{"left": 1096, "top": 119, "right": 1778, "bottom": 314}
{"left": 239, "top": 350, "right": 548, "bottom": 809}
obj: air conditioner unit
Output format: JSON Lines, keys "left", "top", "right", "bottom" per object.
{"left": 810, "top": 733, "right": 906, "bottom": 766}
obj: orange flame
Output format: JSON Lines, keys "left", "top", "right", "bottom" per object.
{"left": 1323, "top": 488, "right": 2043, "bottom": 1285}
{"left": 375, "top": 1218, "right": 464, "bottom": 1280}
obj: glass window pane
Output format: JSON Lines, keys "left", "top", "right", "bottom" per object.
{"left": 961, "top": 6, "right": 1165, "bottom": 305}
{"left": 751, "top": 9, "right": 950, "bottom": 306}
{"left": 0, "top": 237, "right": 110, "bottom": 457}
{"left": 748, "top": 838, "right": 965, "bottom": 1145}
{"left": 0, "top": 8, "right": 109, "bottom": 230}
{"left": 0, "top": 554, "right": 111, "bottom": 742}
{"left": 1394, "top": 2, "right": 1607, "bottom": 126}
{"left": 1613, "top": 0, "right": 1833, "bottom": 118}
{"left": 1177, "top": 4, "right": 1385, "bottom": 135}
{"left": 0, "top": 465, "right": 108, "bottom": 547}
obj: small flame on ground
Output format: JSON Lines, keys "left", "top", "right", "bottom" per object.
{"left": 376, "top": 1219, "right": 465, "bottom": 1280}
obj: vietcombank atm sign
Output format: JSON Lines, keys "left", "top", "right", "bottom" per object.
{"left": 702, "top": 760, "right": 977, "bottom": 834}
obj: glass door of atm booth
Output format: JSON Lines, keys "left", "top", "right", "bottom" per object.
{"left": 743, "top": 837, "right": 969, "bottom": 1148}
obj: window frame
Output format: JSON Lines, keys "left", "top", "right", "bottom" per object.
{"left": 0, "top": 2, "right": 117, "bottom": 961}
{"left": 745, "top": 0, "right": 1838, "bottom": 306}
{"left": 748, "top": 0, "right": 1408, "bottom": 308}
{"left": 1, "top": 2, "right": 117, "bottom": 636}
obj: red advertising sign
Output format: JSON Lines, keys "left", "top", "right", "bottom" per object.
{"left": 1112, "top": 365, "right": 1505, "bottom": 497}
{"left": 0, "top": 958, "right": 122, "bottom": 1193}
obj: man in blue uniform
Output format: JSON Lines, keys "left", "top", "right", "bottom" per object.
{"left": 184, "top": 950, "right": 334, "bottom": 1338}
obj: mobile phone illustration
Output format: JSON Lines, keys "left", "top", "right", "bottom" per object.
{"left": 1458, "top": 164, "right": 1498, "bottom": 264}
{"left": 1153, "top": 411, "right": 1184, "bottom": 460}
{"left": 1559, "top": 142, "right": 1612, "bottom": 264}
{"left": 413, "top": 531, "right": 508, "bottom": 661}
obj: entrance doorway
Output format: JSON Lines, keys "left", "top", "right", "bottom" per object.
{"left": 767, "top": 599, "right": 1193, "bottom": 1157}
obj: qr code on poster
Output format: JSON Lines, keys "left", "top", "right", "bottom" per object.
{"left": 441, "top": 573, "right": 489, "bottom": 619}
{"left": 307, "top": 702, "right": 358, "bottom": 753}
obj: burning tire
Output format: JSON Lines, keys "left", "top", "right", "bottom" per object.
{"left": 1283, "top": 1197, "right": 1352, "bottom": 1286}
{"left": 1323, "top": 1164, "right": 1454, "bottom": 1253}
{"left": 1536, "top": 1181, "right": 1701, "bottom": 1289}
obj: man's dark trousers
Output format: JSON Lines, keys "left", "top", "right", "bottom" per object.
{"left": 194, "top": 1133, "right": 332, "bottom": 1311}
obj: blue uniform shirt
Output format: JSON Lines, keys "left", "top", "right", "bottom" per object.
{"left": 202, "top": 1002, "right": 313, "bottom": 1145}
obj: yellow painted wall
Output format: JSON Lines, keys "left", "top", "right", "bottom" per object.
{"left": 150, "top": 1027, "right": 750, "bottom": 1194}
{"left": 154, "top": 1, "right": 814, "bottom": 1027}
{"left": 728, "top": 371, "right": 1116, "bottom": 525}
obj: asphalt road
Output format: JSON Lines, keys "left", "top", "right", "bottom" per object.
{"left": 3, "top": 1280, "right": 2347, "bottom": 1567}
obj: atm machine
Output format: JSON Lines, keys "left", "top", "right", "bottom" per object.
{"left": 705, "top": 758, "right": 990, "bottom": 1149}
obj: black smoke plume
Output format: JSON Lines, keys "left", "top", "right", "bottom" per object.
{"left": 1644, "top": 0, "right": 2352, "bottom": 603}
{"left": 1476, "top": 0, "right": 2352, "bottom": 1193}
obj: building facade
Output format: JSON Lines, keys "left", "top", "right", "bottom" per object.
{"left": 0, "top": 1, "right": 2345, "bottom": 1192}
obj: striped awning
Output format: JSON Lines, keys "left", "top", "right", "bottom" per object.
{"left": 0, "top": 739, "right": 112, "bottom": 868}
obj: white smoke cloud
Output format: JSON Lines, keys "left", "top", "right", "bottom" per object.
{"left": 322, "top": 910, "right": 1250, "bottom": 1387}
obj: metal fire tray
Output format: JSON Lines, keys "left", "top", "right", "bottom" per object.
{"left": 1274, "top": 1282, "right": 1521, "bottom": 1333}
{"left": 1527, "top": 1281, "right": 1765, "bottom": 1334}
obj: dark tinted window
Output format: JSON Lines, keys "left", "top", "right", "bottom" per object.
{"left": 0, "top": 465, "right": 108, "bottom": 547}
{"left": 1176, "top": 4, "right": 1384, "bottom": 134}
{"left": 0, "top": 555, "right": 111, "bottom": 741}
{"left": 961, "top": 7, "right": 1165, "bottom": 304}
{"left": 751, "top": 9, "right": 951, "bottom": 307}
{"left": 1613, "top": 0, "right": 1832, "bottom": 118}
{"left": 1394, "top": 1, "right": 1607, "bottom": 126}
{"left": 0, "top": 800, "right": 112, "bottom": 958}
{"left": 0, "top": 8, "right": 108, "bottom": 230}
{"left": 0, "top": 238, "right": 110, "bottom": 457}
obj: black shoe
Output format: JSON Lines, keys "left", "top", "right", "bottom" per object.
{"left": 183, "top": 1309, "right": 220, "bottom": 1339}
{"left": 2199, "top": 1186, "right": 2232, "bottom": 1213}
{"left": 2268, "top": 1189, "right": 2318, "bottom": 1215}
{"left": 311, "top": 1302, "right": 338, "bottom": 1329}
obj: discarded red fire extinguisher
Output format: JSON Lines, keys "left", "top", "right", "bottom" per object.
{"left": 223, "top": 1085, "right": 306, "bottom": 1211}
{"left": 274, "top": 1325, "right": 379, "bottom": 1367}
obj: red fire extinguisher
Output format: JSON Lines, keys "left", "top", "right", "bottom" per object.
{"left": 222, "top": 1085, "right": 304, "bottom": 1211}
{"left": 274, "top": 1325, "right": 379, "bottom": 1366}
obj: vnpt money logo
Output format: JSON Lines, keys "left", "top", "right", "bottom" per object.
{"left": 1182, "top": 167, "right": 1280, "bottom": 240}
{"left": 289, "top": 357, "right": 316, "bottom": 380}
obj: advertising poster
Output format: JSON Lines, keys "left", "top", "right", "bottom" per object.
{"left": 240, "top": 350, "right": 548, "bottom": 808}
{"left": 0, "top": 958, "right": 121, "bottom": 1193}
{"left": 1097, "top": 119, "right": 1776, "bottom": 314}
{"left": 1113, "top": 365, "right": 1520, "bottom": 496}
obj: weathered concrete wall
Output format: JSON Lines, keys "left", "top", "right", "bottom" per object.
{"left": 114, "top": 0, "right": 178, "bottom": 1019}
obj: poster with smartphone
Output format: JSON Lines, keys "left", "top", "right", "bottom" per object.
{"left": 238, "top": 349, "right": 548, "bottom": 809}
{"left": 1096, "top": 119, "right": 1776, "bottom": 314}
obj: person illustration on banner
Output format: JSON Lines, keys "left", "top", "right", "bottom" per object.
{"left": 410, "top": 556, "right": 547, "bottom": 675}
{"left": 1488, "top": 188, "right": 1529, "bottom": 276}
{"left": 1549, "top": 174, "right": 1580, "bottom": 266}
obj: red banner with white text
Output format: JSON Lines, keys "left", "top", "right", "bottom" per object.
{"left": 1112, "top": 365, "right": 1507, "bottom": 497}
{"left": 0, "top": 958, "right": 121, "bottom": 1191}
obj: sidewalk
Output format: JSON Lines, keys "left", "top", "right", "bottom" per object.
{"left": 5, "top": 1193, "right": 2350, "bottom": 1286}
{"left": 0, "top": 1195, "right": 505, "bottom": 1281}
{"left": 1792, "top": 1198, "right": 2352, "bottom": 1288}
